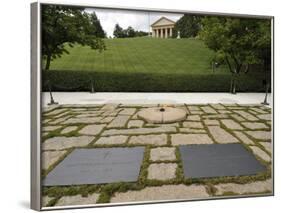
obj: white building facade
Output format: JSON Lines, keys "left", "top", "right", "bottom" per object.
{"left": 151, "top": 17, "right": 176, "bottom": 38}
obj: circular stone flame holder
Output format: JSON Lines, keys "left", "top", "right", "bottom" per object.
{"left": 138, "top": 107, "right": 187, "bottom": 124}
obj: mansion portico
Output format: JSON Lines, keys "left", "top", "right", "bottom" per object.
{"left": 151, "top": 17, "right": 175, "bottom": 38}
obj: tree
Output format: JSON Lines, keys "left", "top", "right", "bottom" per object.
{"left": 200, "top": 17, "right": 271, "bottom": 94}
{"left": 113, "top": 24, "right": 148, "bottom": 38}
{"left": 42, "top": 5, "right": 106, "bottom": 70}
{"left": 254, "top": 20, "right": 271, "bottom": 83}
{"left": 173, "top": 14, "right": 202, "bottom": 38}
{"left": 126, "top": 26, "right": 136, "bottom": 37}
{"left": 113, "top": 24, "right": 125, "bottom": 38}
{"left": 135, "top": 30, "right": 148, "bottom": 37}
{"left": 89, "top": 12, "right": 106, "bottom": 38}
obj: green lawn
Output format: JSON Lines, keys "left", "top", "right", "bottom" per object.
{"left": 44, "top": 37, "right": 268, "bottom": 92}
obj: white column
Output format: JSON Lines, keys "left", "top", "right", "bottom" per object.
{"left": 170, "top": 27, "right": 173, "bottom": 37}
{"left": 156, "top": 29, "right": 158, "bottom": 38}
{"left": 160, "top": 28, "right": 163, "bottom": 38}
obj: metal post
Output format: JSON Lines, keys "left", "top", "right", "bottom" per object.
{"left": 90, "top": 79, "right": 95, "bottom": 93}
{"left": 47, "top": 80, "right": 58, "bottom": 105}
{"left": 261, "top": 84, "right": 270, "bottom": 105}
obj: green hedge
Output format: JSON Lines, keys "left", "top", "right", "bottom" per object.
{"left": 42, "top": 69, "right": 270, "bottom": 92}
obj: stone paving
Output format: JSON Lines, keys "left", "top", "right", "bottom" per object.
{"left": 41, "top": 104, "right": 272, "bottom": 207}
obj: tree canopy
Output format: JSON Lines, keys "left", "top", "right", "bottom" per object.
{"left": 173, "top": 14, "right": 202, "bottom": 38}
{"left": 113, "top": 24, "right": 148, "bottom": 38}
{"left": 89, "top": 12, "right": 106, "bottom": 38}
{"left": 42, "top": 5, "right": 106, "bottom": 70}
{"left": 200, "top": 16, "right": 271, "bottom": 93}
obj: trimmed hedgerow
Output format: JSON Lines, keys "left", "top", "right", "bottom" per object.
{"left": 42, "top": 69, "right": 269, "bottom": 92}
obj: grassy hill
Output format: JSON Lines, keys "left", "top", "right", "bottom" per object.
{"left": 43, "top": 37, "right": 268, "bottom": 92}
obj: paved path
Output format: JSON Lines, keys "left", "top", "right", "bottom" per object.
{"left": 43, "top": 92, "right": 272, "bottom": 107}
{"left": 42, "top": 103, "right": 272, "bottom": 208}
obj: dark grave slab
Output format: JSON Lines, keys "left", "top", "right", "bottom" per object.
{"left": 43, "top": 147, "right": 145, "bottom": 186}
{"left": 179, "top": 143, "right": 266, "bottom": 179}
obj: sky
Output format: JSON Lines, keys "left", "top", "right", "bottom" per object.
{"left": 85, "top": 8, "right": 183, "bottom": 37}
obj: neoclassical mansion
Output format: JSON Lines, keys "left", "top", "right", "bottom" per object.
{"left": 151, "top": 17, "right": 176, "bottom": 38}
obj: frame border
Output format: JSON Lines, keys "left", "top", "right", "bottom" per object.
{"left": 30, "top": 1, "right": 274, "bottom": 211}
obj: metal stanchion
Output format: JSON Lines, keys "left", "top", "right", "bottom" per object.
{"left": 261, "top": 83, "right": 270, "bottom": 105}
{"left": 47, "top": 80, "right": 58, "bottom": 105}
{"left": 90, "top": 79, "right": 95, "bottom": 93}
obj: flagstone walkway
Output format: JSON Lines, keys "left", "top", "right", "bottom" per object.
{"left": 41, "top": 103, "right": 272, "bottom": 208}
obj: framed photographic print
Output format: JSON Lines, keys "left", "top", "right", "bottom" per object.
{"left": 31, "top": 1, "right": 274, "bottom": 211}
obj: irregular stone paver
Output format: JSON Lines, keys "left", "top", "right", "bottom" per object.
{"left": 221, "top": 119, "right": 244, "bottom": 130}
{"left": 230, "top": 114, "right": 246, "bottom": 122}
{"left": 45, "top": 108, "right": 67, "bottom": 116}
{"left": 150, "top": 147, "right": 176, "bottom": 161}
{"left": 214, "top": 179, "right": 272, "bottom": 195}
{"left": 107, "top": 115, "right": 130, "bottom": 128}
{"left": 43, "top": 132, "right": 49, "bottom": 137}
{"left": 183, "top": 121, "right": 204, "bottom": 129}
{"left": 48, "top": 116, "right": 71, "bottom": 125}
{"left": 187, "top": 115, "right": 201, "bottom": 121}
{"left": 171, "top": 134, "right": 213, "bottom": 145}
{"left": 245, "top": 131, "right": 271, "bottom": 140}
{"left": 187, "top": 106, "right": 201, "bottom": 111}
{"left": 61, "top": 126, "right": 78, "bottom": 134}
{"left": 242, "top": 122, "right": 268, "bottom": 130}
{"left": 147, "top": 163, "right": 177, "bottom": 180}
{"left": 55, "top": 194, "right": 99, "bottom": 206}
{"left": 42, "top": 150, "right": 67, "bottom": 170}
{"left": 146, "top": 123, "right": 179, "bottom": 127}
{"left": 42, "top": 119, "right": 51, "bottom": 124}
{"left": 102, "top": 126, "right": 176, "bottom": 136}
{"left": 218, "top": 110, "right": 232, "bottom": 114}
{"left": 249, "top": 110, "right": 258, "bottom": 115}
{"left": 190, "top": 110, "right": 204, "bottom": 115}
{"left": 257, "top": 114, "right": 271, "bottom": 121}
{"left": 128, "top": 120, "right": 144, "bottom": 128}
{"left": 62, "top": 117, "right": 102, "bottom": 124}
{"left": 95, "top": 135, "right": 128, "bottom": 145}
{"left": 71, "top": 108, "right": 88, "bottom": 111}
{"left": 75, "top": 112, "right": 101, "bottom": 118}
{"left": 129, "top": 134, "right": 167, "bottom": 145}
{"left": 79, "top": 124, "right": 106, "bottom": 135}
{"left": 232, "top": 131, "right": 254, "bottom": 145}
{"left": 201, "top": 106, "right": 217, "bottom": 114}
{"left": 203, "top": 119, "right": 220, "bottom": 126}
{"left": 42, "top": 196, "right": 53, "bottom": 207}
{"left": 203, "top": 114, "right": 229, "bottom": 119}
{"left": 251, "top": 108, "right": 268, "bottom": 114}
{"left": 43, "top": 126, "right": 62, "bottom": 132}
{"left": 43, "top": 136, "right": 94, "bottom": 150}
{"left": 179, "top": 128, "right": 206, "bottom": 133}
{"left": 53, "top": 111, "right": 69, "bottom": 118}
{"left": 234, "top": 110, "right": 259, "bottom": 121}
{"left": 207, "top": 126, "right": 239, "bottom": 143}
{"left": 100, "top": 117, "right": 115, "bottom": 123}
{"left": 210, "top": 104, "right": 226, "bottom": 110}
{"left": 249, "top": 146, "right": 271, "bottom": 162}
{"left": 259, "top": 142, "right": 271, "bottom": 153}
{"left": 102, "top": 110, "right": 120, "bottom": 117}
{"left": 119, "top": 108, "right": 136, "bottom": 115}
{"left": 100, "top": 104, "right": 118, "bottom": 111}
{"left": 43, "top": 105, "right": 59, "bottom": 113}
{"left": 111, "top": 184, "right": 209, "bottom": 202}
